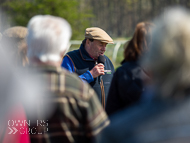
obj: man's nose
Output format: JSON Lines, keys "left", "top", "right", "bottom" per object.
{"left": 102, "top": 45, "right": 106, "bottom": 51}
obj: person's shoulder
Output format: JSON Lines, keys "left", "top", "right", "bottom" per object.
{"left": 116, "top": 61, "right": 141, "bottom": 73}
{"left": 104, "top": 55, "right": 114, "bottom": 69}
{"left": 65, "top": 49, "right": 80, "bottom": 61}
{"left": 66, "top": 49, "right": 80, "bottom": 56}
{"left": 61, "top": 68, "right": 81, "bottom": 82}
{"left": 121, "top": 61, "right": 139, "bottom": 68}
{"left": 60, "top": 68, "right": 96, "bottom": 100}
{"left": 104, "top": 55, "right": 111, "bottom": 61}
{"left": 114, "top": 62, "right": 131, "bottom": 74}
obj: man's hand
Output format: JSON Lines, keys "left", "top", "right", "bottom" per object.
{"left": 90, "top": 63, "right": 105, "bottom": 78}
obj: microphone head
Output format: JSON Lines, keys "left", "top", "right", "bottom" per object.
{"left": 98, "top": 55, "right": 106, "bottom": 65}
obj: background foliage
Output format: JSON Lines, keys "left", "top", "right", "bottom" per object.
{"left": 1, "top": 0, "right": 190, "bottom": 39}
{"left": 1, "top": 0, "right": 190, "bottom": 68}
{"left": 0, "top": 0, "right": 93, "bottom": 39}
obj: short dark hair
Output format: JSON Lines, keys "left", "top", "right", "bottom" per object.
{"left": 82, "top": 38, "right": 94, "bottom": 45}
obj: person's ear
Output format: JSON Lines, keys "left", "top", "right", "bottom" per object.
{"left": 86, "top": 39, "right": 92, "bottom": 47}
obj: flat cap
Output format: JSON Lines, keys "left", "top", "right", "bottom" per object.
{"left": 85, "top": 27, "right": 114, "bottom": 44}
{"left": 3, "top": 26, "right": 27, "bottom": 39}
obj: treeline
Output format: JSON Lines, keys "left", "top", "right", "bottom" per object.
{"left": 88, "top": 0, "right": 190, "bottom": 38}
{"left": 0, "top": 0, "right": 190, "bottom": 39}
{"left": 0, "top": 0, "right": 93, "bottom": 39}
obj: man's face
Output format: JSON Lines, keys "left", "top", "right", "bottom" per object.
{"left": 87, "top": 39, "right": 107, "bottom": 59}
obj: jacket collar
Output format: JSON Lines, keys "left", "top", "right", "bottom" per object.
{"left": 79, "top": 44, "right": 95, "bottom": 61}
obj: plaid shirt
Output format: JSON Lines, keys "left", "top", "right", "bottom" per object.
{"left": 27, "top": 65, "right": 109, "bottom": 143}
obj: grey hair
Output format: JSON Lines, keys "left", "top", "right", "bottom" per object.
{"left": 27, "top": 15, "right": 72, "bottom": 62}
{"left": 141, "top": 7, "right": 190, "bottom": 98}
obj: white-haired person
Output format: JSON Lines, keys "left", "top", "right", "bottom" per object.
{"left": 98, "top": 7, "right": 190, "bottom": 143}
{"left": 0, "top": 27, "right": 31, "bottom": 143}
{"left": 26, "top": 15, "right": 109, "bottom": 143}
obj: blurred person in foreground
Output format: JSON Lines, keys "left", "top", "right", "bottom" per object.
{"left": 1, "top": 26, "right": 29, "bottom": 67}
{"left": 0, "top": 26, "right": 33, "bottom": 143}
{"left": 0, "top": 51, "right": 31, "bottom": 143}
{"left": 26, "top": 15, "right": 109, "bottom": 143}
{"left": 99, "top": 7, "right": 190, "bottom": 143}
{"left": 106, "top": 22, "right": 153, "bottom": 116}
{"left": 61, "top": 27, "right": 115, "bottom": 109}
{"left": 0, "top": 32, "right": 2, "bottom": 41}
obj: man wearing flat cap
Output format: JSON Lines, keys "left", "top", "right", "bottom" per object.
{"left": 61, "top": 27, "right": 115, "bottom": 108}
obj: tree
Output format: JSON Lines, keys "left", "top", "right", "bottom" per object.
{"left": 2, "top": 0, "right": 190, "bottom": 39}
{"left": 1, "top": 0, "right": 93, "bottom": 39}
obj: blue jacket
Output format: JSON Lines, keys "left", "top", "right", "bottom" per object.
{"left": 61, "top": 44, "right": 114, "bottom": 105}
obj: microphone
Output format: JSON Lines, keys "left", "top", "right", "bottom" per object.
{"left": 98, "top": 55, "right": 105, "bottom": 83}
{"left": 98, "top": 55, "right": 106, "bottom": 65}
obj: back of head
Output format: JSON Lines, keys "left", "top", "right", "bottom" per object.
{"left": 1, "top": 26, "right": 28, "bottom": 67}
{"left": 123, "top": 22, "right": 153, "bottom": 62}
{"left": 142, "top": 7, "right": 190, "bottom": 98}
{"left": 27, "top": 15, "right": 72, "bottom": 63}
